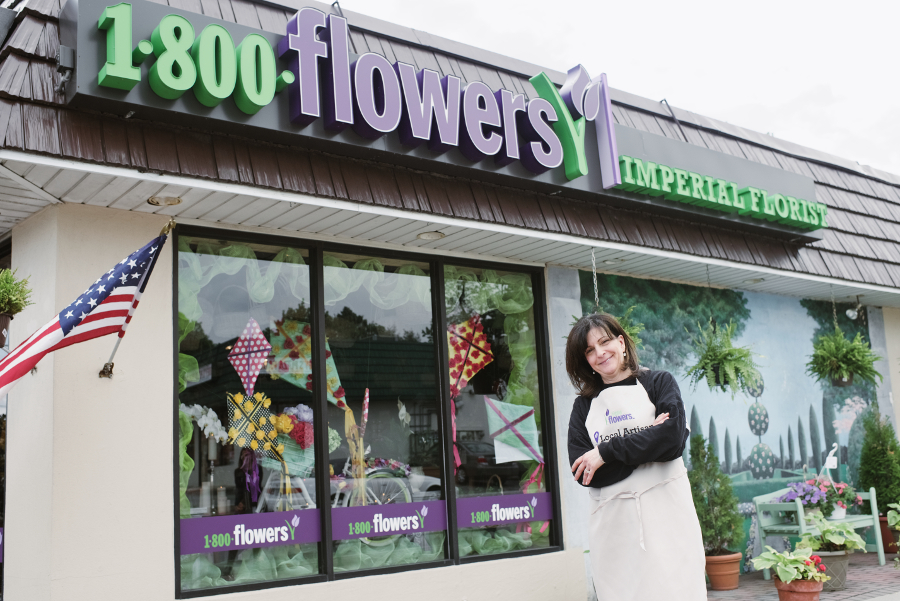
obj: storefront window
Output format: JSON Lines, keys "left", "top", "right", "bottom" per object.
{"left": 177, "top": 237, "right": 320, "bottom": 592}
{"left": 174, "top": 234, "right": 556, "bottom": 592}
{"left": 444, "top": 265, "right": 552, "bottom": 557}
{"left": 323, "top": 252, "right": 447, "bottom": 572}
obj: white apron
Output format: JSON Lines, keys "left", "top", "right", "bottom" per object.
{"left": 585, "top": 380, "right": 706, "bottom": 600}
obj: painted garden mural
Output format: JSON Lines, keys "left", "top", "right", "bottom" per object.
{"left": 577, "top": 271, "right": 883, "bottom": 569}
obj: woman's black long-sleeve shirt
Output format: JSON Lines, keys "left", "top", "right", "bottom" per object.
{"left": 567, "top": 369, "right": 689, "bottom": 489}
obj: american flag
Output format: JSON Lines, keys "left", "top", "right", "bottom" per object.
{"left": 0, "top": 233, "right": 168, "bottom": 398}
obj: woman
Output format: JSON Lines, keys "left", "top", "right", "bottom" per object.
{"left": 566, "top": 313, "right": 705, "bottom": 600}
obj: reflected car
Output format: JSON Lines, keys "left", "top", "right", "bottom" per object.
{"left": 455, "top": 441, "right": 522, "bottom": 485}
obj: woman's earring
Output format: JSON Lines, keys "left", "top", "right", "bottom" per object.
{"left": 623, "top": 351, "right": 627, "bottom": 358}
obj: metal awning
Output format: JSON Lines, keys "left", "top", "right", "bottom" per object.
{"left": 0, "top": 148, "right": 897, "bottom": 308}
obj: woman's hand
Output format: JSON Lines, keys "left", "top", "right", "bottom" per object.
{"left": 572, "top": 447, "right": 604, "bottom": 485}
{"left": 652, "top": 412, "right": 670, "bottom": 426}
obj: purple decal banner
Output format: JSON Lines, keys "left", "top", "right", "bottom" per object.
{"left": 332, "top": 500, "right": 446, "bottom": 541}
{"left": 180, "top": 510, "right": 320, "bottom": 555}
{"left": 456, "top": 492, "right": 552, "bottom": 528}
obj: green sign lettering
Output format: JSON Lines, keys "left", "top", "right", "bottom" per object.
{"left": 149, "top": 14, "right": 197, "bottom": 99}
{"left": 191, "top": 24, "right": 237, "bottom": 107}
{"left": 617, "top": 156, "right": 825, "bottom": 230}
{"left": 98, "top": 3, "right": 141, "bottom": 90}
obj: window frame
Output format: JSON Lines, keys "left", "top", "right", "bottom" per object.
{"left": 173, "top": 226, "right": 562, "bottom": 598}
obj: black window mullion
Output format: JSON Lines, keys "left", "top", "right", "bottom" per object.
{"left": 431, "top": 258, "right": 459, "bottom": 563}
{"left": 173, "top": 226, "right": 184, "bottom": 598}
{"left": 530, "top": 269, "right": 564, "bottom": 549}
{"left": 309, "top": 244, "right": 334, "bottom": 578}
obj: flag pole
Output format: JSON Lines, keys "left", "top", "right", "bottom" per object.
{"left": 99, "top": 218, "right": 176, "bottom": 379}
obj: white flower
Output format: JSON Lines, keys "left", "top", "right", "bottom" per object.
{"left": 421, "top": 505, "right": 428, "bottom": 517}
{"left": 531, "top": 496, "right": 538, "bottom": 508}
{"left": 291, "top": 514, "right": 300, "bottom": 528}
{"left": 398, "top": 400, "right": 410, "bottom": 426}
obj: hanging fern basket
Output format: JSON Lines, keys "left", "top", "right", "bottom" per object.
{"left": 685, "top": 319, "right": 761, "bottom": 400}
{"left": 806, "top": 326, "right": 882, "bottom": 389}
{"left": 831, "top": 374, "right": 854, "bottom": 388}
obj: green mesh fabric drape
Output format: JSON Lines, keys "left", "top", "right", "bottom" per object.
{"left": 230, "top": 545, "right": 319, "bottom": 583}
{"left": 178, "top": 312, "right": 200, "bottom": 392}
{"left": 444, "top": 266, "right": 540, "bottom": 421}
{"left": 323, "top": 255, "right": 430, "bottom": 310}
{"left": 332, "top": 532, "right": 445, "bottom": 572}
{"left": 180, "top": 554, "right": 228, "bottom": 590}
{"left": 178, "top": 410, "right": 195, "bottom": 519}
{"left": 178, "top": 238, "right": 309, "bottom": 323}
{"left": 458, "top": 529, "right": 533, "bottom": 556}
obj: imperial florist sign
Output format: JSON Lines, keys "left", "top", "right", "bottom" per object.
{"left": 59, "top": 0, "right": 824, "bottom": 236}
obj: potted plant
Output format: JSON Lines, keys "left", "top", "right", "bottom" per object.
{"left": 858, "top": 404, "right": 900, "bottom": 554}
{"left": 688, "top": 434, "right": 745, "bottom": 590}
{"left": 796, "top": 512, "right": 866, "bottom": 591}
{"left": 685, "top": 319, "right": 761, "bottom": 399}
{"left": 806, "top": 326, "right": 881, "bottom": 387}
{"left": 776, "top": 478, "right": 863, "bottom": 519}
{"left": 751, "top": 546, "right": 829, "bottom": 600}
{"left": 0, "top": 268, "right": 33, "bottom": 347}
{"left": 888, "top": 503, "right": 900, "bottom": 550}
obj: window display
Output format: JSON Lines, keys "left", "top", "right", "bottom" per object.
{"left": 322, "top": 253, "right": 447, "bottom": 572}
{"left": 174, "top": 234, "right": 555, "bottom": 593}
{"left": 444, "top": 265, "right": 552, "bottom": 556}
{"left": 177, "top": 237, "right": 320, "bottom": 592}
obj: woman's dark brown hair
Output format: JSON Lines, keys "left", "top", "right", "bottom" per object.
{"left": 565, "top": 313, "right": 640, "bottom": 398}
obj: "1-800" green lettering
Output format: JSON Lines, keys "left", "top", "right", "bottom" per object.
{"left": 204, "top": 533, "right": 232, "bottom": 548}
{"left": 470, "top": 511, "right": 490, "bottom": 524}
{"left": 349, "top": 521, "right": 372, "bottom": 536}
{"left": 97, "top": 3, "right": 293, "bottom": 115}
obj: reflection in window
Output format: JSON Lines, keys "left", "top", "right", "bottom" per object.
{"left": 323, "top": 253, "right": 446, "bottom": 572}
{"left": 177, "top": 238, "right": 319, "bottom": 591}
{"left": 444, "top": 265, "right": 551, "bottom": 556}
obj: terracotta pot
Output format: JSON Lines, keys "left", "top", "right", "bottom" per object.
{"left": 0, "top": 312, "right": 11, "bottom": 348}
{"left": 818, "top": 550, "right": 849, "bottom": 591}
{"left": 705, "top": 552, "right": 742, "bottom": 590}
{"left": 773, "top": 577, "right": 823, "bottom": 601}
{"left": 880, "top": 517, "right": 898, "bottom": 554}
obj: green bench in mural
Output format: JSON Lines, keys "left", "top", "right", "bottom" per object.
{"left": 753, "top": 487, "right": 885, "bottom": 580}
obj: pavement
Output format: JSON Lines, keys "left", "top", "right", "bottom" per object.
{"left": 708, "top": 552, "right": 900, "bottom": 600}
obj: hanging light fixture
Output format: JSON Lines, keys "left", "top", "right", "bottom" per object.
{"left": 846, "top": 296, "right": 862, "bottom": 320}
{"left": 147, "top": 196, "right": 183, "bottom": 206}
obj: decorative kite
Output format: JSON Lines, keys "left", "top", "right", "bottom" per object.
{"left": 447, "top": 314, "right": 494, "bottom": 399}
{"left": 228, "top": 319, "right": 272, "bottom": 398}
{"left": 226, "top": 391, "right": 293, "bottom": 509}
{"left": 267, "top": 320, "right": 372, "bottom": 506}
{"left": 266, "top": 320, "right": 348, "bottom": 408}
{"left": 447, "top": 314, "right": 494, "bottom": 472}
{"left": 484, "top": 396, "right": 544, "bottom": 464}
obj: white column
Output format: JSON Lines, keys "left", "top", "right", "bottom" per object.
{"left": 7, "top": 203, "right": 174, "bottom": 601}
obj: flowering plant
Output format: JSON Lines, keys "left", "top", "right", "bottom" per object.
{"left": 180, "top": 403, "right": 228, "bottom": 442}
{"left": 751, "top": 546, "right": 829, "bottom": 583}
{"left": 366, "top": 457, "right": 411, "bottom": 477}
{"left": 775, "top": 479, "right": 862, "bottom": 517}
{"left": 797, "top": 513, "right": 867, "bottom": 552}
{"left": 273, "top": 403, "right": 315, "bottom": 450}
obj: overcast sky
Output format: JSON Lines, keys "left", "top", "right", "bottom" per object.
{"left": 346, "top": 0, "right": 900, "bottom": 178}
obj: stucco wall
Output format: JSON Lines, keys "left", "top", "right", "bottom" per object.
{"left": 4, "top": 203, "right": 586, "bottom": 601}
{"left": 545, "top": 266, "right": 595, "bottom": 601}
{"left": 880, "top": 307, "right": 900, "bottom": 429}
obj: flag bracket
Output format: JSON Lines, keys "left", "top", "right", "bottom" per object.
{"left": 98, "top": 362, "right": 114, "bottom": 378}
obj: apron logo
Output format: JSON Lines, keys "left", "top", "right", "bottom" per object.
{"left": 606, "top": 409, "right": 634, "bottom": 425}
